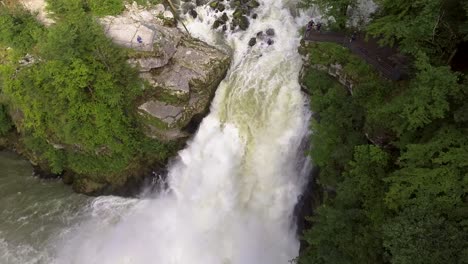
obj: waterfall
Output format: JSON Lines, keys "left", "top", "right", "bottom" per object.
{"left": 1, "top": 0, "right": 312, "bottom": 263}
{"left": 52, "top": 1, "right": 311, "bottom": 263}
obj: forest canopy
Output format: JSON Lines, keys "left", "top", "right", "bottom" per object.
{"left": 298, "top": 0, "right": 468, "bottom": 263}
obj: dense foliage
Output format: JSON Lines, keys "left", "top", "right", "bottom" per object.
{"left": 0, "top": 2, "right": 173, "bottom": 184}
{"left": 299, "top": 0, "right": 468, "bottom": 263}
{"left": 0, "top": 104, "right": 12, "bottom": 136}
{"left": 0, "top": 7, "right": 45, "bottom": 54}
{"left": 47, "top": 0, "right": 124, "bottom": 17}
{"left": 47, "top": 0, "right": 163, "bottom": 17}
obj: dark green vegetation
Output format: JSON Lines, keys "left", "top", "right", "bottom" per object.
{"left": 47, "top": 0, "right": 162, "bottom": 17}
{"left": 0, "top": 104, "right": 13, "bottom": 136}
{"left": 299, "top": 0, "right": 468, "bottom": 263}
{"left": 0, "top": 2, "right": 176, "bottom": 193}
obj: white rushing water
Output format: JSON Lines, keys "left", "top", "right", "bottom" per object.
{"left": 2, "top": 0, "right": 312, "bottom": 263}
{"left": 52, "top": 1, "right": 311, "bottom": 263}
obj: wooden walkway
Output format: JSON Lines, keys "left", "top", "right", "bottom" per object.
{"left": 304, "top": 31, "right": 408, "bottom": 81}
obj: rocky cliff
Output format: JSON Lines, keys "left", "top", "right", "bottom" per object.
{"left": 101, "top": 3, "right": 231, "bottom": 142}
{"left": 4, "top": 2, "right": 231, "bottom": 195}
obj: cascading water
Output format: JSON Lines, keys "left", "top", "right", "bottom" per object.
{"left": 0, "top": 0, "right": 313, "bottom": 263}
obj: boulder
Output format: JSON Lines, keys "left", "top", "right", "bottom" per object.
{"left": 154, "top": 4, "right": 165, "bottom": 14}
{"left": 266, "top": 28, "right": 275, "bottom": 36}
{"left": 163, "top": 10, "right": 174, "bottom": 19}
{"left": 196, "top": 0, "right": 209, "bottom": 6}
{"left": 256, "top": 31, "right": 264, "bottom": 39}
{"left": 217, "top": 3, "right": 226, "bottom": 12}
{"left": 213, "top": 19, "right": 224, "bottom": 29}
{"left": 238, "top": 15, "right": 250, "bottom": 30}
{"left": 248, "top": 37, "right": 257, "bottom": 47}
{"left": 247, "top": 0, "right": 260, "bottom": 8}
{"left": 230, "top": 0, "right": 241, "bottom": 8}
{"left": 221, "top": 12, "right": 229, "bottom": 22}
{"left": 233, "top": 8, "right": 244, "bottom": 19}
{"left": 189, "top": 9, "right": 198, "bottom": 18}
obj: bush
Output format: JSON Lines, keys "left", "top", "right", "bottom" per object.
{"left": 0, "top": 7, "right": 44, "bottom": 54}
{"left": 87, "top": 0, "right": 125, "bottom": 16}
{"left": 303, "top": 68, "right": 366, "bottom": 187}
{"left": 1, "top": 10, "right": 145, "bottom": 174}
{"left": 47, "top": 0, "right": 123, "bottom": 17}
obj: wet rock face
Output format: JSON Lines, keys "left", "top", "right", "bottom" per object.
{"left": 186, "top": 0, "right": 260, "bottom": 32}
{"left": 137, "top": 37, "right": 231, "bottom": 141}
{"left": 101, "top": 4, "right": 231, "bottom": 142}
{"left": 266, "top": 28, "right": 275, "bottom": 36}
{"left": 248, "top": 37, "right": 257, "bottom": 47}
{"left": 189, "top": 9, "right": 198, "bottom": 18}
{"left": 246, "top": 29, "right": 276, "bottom": 47}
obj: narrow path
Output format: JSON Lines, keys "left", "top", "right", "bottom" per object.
{"left": 304, "top": 31, "right": 407, "bottom": 81}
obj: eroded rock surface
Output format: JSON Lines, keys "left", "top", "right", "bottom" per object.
{"left": 102, "top": 4, "right": 231, "bottom": 141}
{"left": 20, "top": 0, "right": 55, "bottom": 26}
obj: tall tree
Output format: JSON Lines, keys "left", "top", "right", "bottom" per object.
{"left": 368, "top": 0, "right": 468, "bottom": 63}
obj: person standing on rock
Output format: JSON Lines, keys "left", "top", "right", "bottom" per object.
{"left": 137, "top": 35, "right": 143, "bottom": 44}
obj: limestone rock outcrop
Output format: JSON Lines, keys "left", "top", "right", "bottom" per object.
{"left": 20, "top": 0, "right": 55, "bottom": 26}
{"left": 101, "top": 3, "right": 231, "bottom": 141}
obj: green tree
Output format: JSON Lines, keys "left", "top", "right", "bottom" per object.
{"left": 301, "top": 146, "right": 390, "bottom": 264}
{"left": 385, "top": 125, "right": 468, "bottom": 211}
{"left": 367, "top": 0, "right": 467, "bottom": 62}
{"left": 305, "top": 70, "right": 366, "bottom": 187}
{"left": 378, "top": 54, "right": 460, "bottom": 135}
{"left": 0, "top": 7, "right": 44, "bottom": 54}
{"left": 383, "top": 203, "right": 468, "bottom": 264}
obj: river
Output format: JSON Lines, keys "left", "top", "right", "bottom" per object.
{"left": 0, "top": 0, "right": 312, "bottom": 263}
